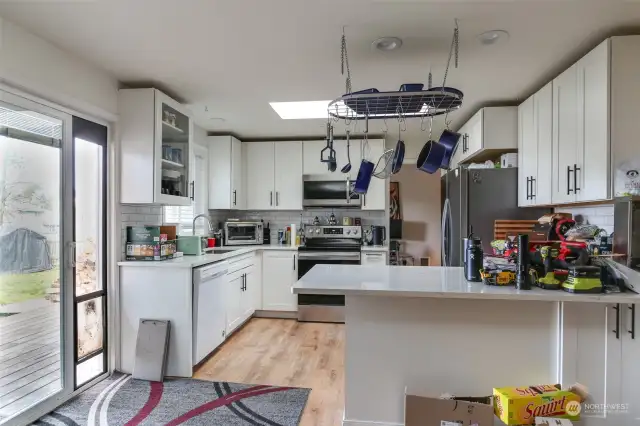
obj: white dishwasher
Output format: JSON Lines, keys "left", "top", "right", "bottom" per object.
{"left": 193, "top": 261, "right": 228, "bottom": 365}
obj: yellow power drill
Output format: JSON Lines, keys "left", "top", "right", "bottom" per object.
{"left": 530, "top": 246, "right": 562, "bottom": 290}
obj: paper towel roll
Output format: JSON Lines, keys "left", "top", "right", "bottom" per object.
{"left": 290, "top": 224, "right": 297, "bottom": 247}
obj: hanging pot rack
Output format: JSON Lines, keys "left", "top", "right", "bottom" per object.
{"left": 327, "top": 86, "right": 463, "bottom": 121}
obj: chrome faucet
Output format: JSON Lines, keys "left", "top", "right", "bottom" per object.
{"left": 192, "top": 214, "right": 213, "bottom": 236}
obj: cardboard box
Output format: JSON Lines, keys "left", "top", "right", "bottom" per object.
{"left": 493, "top": 384, "right": 581, "bottom": 425}
{"left": 126, "top": 226, "right": 176, "bottom": 244}
{"left": 405, "top": 392, "right": 494, "bottom": 426}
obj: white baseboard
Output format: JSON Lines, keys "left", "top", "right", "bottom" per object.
{"left": 342, "top": 419, "right": 403, "bottom": 426}
{"left": 253, "top": 310, "right": 297, "bottom": 319}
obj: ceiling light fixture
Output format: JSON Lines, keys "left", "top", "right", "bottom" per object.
{"left": 269, "top": 100, "right": 333, "bottom": 120}
{"left": 372, "top": 37, "right": 403, "bottom": 52}
{"left": 477, "top": 30, "right": 509, "bottom": 46}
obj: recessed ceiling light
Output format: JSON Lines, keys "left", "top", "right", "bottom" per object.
{"left": 269, "top": 100, "right": 332, "bottom": 120}
{"left": 477, "top": 30, "right": 509, "bottom": 46}
{"left": 372, "top": 37, "right": 403, "bottom": 51}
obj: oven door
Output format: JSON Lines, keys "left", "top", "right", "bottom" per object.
{"left": 302, "top": 177, "right": 361, "bottom": 207}
{"left": 297, "top": 251, "right": 360, "bottom": 323}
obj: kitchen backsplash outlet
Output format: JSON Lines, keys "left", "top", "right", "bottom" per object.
{"left": 209, "top": 209, "right": 387, "bottom": 242}
{"left": 554, "top": 204, "right": 614, "bottom": 234}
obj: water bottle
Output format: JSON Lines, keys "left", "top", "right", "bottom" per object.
{"left": 465, "top": 238, "right": 483, "bottom": 282}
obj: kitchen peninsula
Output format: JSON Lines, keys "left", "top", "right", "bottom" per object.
{"left": 293, "top": 264, "right": 640, "bottom": 426}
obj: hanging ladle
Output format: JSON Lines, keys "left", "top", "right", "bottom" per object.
{"left": 341, "top": 130, "right": 352, "bottom": 174}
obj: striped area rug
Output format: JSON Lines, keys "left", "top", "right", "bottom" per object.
{"left": 33, "top": 372, "right": 310, "bottom": 426}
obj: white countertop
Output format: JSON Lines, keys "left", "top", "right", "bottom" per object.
{"left": 293, "top": 265, "right": 640, "bottom": 303}
{"left": 118, "top": 244, "right": 298, "bottom": 268}
{"left": 361, "top": 245, "right": 389, "bottom": 252}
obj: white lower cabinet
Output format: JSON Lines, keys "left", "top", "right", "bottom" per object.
{"left": 262, "top": 251, "right": 298, "bottom": 311}
{"left": 226, "top": 270, "right": 245, "bottom": 334}
{"left": 561, "top": 303, "right": 622, "bottom": 425}
{"left": 621, "top": 303, "right": 639, "bottom": 426}
{"left": 362, "top": 252, "right": 387, "bottom": 265}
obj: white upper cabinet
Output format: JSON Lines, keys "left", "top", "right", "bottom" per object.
{"left": 245, "top": 142, "right": 275, "bottom": 210}
{"left": 274, "top": 141, "right": 303, "bottom": 210}
{"left": 457, "top": 107, "right": 518, "bottom": 163}
{"left": 245, "top": 141, "right": 303, "bottom": 210}
{"left": 552, "top": 64, "right": 580, "bottom": 204}
{"left": 519, "top": 82, "right": 553, "bottom": 207}
{"left": 362, "top": 139, "right": 387, "bottom": 210}
{"left": 208, "top": 136, "right": 244, "bottom": 210}
{"left": 518, "top": 95, "right": 536, "bottom": 207}
{"left": 577, "top": 40, "right": 610, "bottom": 202}
{"left": 120, "top": 88, "right": 193, "bottom": 206}
{"left": 302, "top": 140, "right": 329, "bottom": 175}
{"left": 552, "top": 40, "right": 611, "bottom": 204}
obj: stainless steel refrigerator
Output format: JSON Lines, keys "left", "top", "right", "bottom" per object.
{"left": 441, "top": 167, "right": 550, "bottom": 266}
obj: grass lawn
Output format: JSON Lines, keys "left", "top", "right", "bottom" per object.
{"left": 0, "top": 268, "right": 59, "bottom": 305}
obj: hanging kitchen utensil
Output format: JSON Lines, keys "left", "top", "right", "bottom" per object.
{"left": 417, "top": 140, "right": 447, "bottom": 174}
{"left": 341, "top": 130, "right": 352, "bottom": 174}
{"left": 438, "top": 129, "right": 461, "bottom": 169}
{"left": 321, "top": 121, "right": 337, "bottom": 172}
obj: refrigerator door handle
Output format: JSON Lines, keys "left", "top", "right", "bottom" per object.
{"left": 441, "top": 198, "right": 450, "bottom": 266}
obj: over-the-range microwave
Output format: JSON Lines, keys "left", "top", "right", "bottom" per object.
{"left": 302, "top": 175, "right": 361, "bottom": 208}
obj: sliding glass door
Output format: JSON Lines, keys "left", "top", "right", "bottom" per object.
{"left": 0, "top": 91, "right": 108, "bottom": 425}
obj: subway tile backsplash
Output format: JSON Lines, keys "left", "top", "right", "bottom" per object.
{"left": 120, "top": 204, "right": 164, "bottom": 258}
{"left": 554, "top": 204, "right": 614, "bottom": 234}
{"left": 209, "top": 209, "right": 387, "bottom": 242}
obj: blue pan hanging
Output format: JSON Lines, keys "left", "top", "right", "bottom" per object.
{"left": 417, "top": 140, "right": 446, "bottom": 174}
{"left": 353, "top": 160, "right": 375, "bottom": 194}
{"left": 438, "top": 130, "right": 461, "bottom": 169}
{"left": 391, "top": 140, "right": 405, "bottom": 174}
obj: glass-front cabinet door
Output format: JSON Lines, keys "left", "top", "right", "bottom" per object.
{"left": 154, "top": 90, "right": 192, "bottom": 206}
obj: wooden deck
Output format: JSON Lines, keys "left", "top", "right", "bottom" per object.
{"left": 0, "top": 305, "right": 61, "bottom": 421}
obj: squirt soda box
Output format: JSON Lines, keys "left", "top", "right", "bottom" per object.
{"left": 493, "top": 384, "right": 581, "bottom": 425}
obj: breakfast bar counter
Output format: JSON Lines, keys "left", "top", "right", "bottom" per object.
{"left": 293, "top": 265, "right": 640, "bottom": 426}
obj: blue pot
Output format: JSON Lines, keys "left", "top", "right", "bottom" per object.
{"left": 438, "top": 130, "right": 461, "bottom": 169}
{"left": 417, "top": 140, "right": 446, "bottom": 174}
{"left": 353, "top": 160, "right": 375, "bottom": 194}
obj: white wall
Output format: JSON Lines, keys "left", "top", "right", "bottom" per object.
{"left": 391, "top": 167, "right": 441, "bottom": 265}
{"left": 0, "top": 17, "right": 118, "bottom": 121}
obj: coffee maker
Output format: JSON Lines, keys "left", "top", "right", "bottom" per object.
{"left": 371, "top": 226, "right": 386, "bottom": 246}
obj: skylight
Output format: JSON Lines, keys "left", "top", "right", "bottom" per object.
{"left": 269, "top": 100, "right": 332, "bottom": 120}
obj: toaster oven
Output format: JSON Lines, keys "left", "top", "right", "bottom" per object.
{"left": 224, "top": 221, "right": 264, "bottom": 246}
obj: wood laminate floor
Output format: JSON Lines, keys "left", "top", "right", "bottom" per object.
{"left": 194, "top": 318, "right": 344, "bottom": 426}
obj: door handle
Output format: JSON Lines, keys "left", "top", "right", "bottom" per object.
{"left": 530, "top": 177, "right": 536, "bottom": 199}
{"left": 190, "top": 181, "right": 195, "bottom": 201}
{"left": 526, "top": 177, "right": 531, "bottom": 200}
{"left": 293, "top": 254, "right": 296, "bottom": 271}
{"left": 270, "top": 191, "right": 273, "bottom": 206}
{"left": 613, "top": 304, "right": 620, "bottom": 339}
{"left": 567, "top": 166, "right": 574, "bottom": 195}
{"left": 573, "top": 164, "right": 580, "bottom": 193}
{"left": 276, "top": 192, "right": 279, "bottom": 207}
{"left": 629, "top": 304, "right": 636, "bottom": 339}
{"left": 67, "top": 242, "right": 76, "bottom": 268}
{"left": 346, "top": 178, "right": 351, "bottom": 204}
{"left": 233, "top": 190, "right": 237, "bottom": 206}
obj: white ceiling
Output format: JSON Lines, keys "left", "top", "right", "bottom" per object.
{"left": 1, "top": 0, "right": 639, "bottom": 141}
